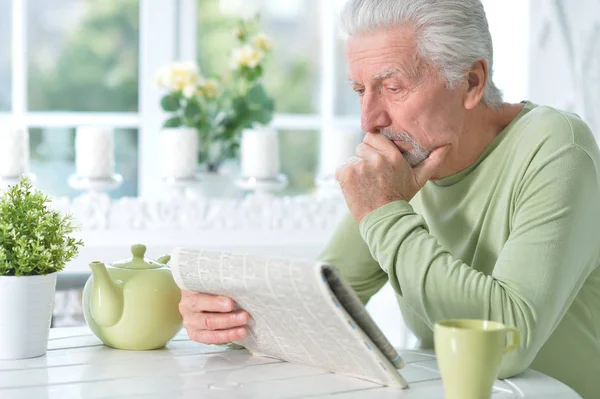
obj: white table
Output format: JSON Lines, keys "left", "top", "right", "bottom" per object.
{"left": 0, "top": 327, "right": 580, "bottom": 398}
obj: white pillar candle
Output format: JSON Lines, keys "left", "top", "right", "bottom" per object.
{"left": 240, "top": 127, "right": 280, "bottom": 179}
{"left": 75, "top": 126, "right": 115, "bottom": 179}
{"left": 159, "top": 127, "right": 199, "bottom": 179}
{"left": 0, "top": 125, "right": 29, "bottom": 178}
{"left": 319, "top": 128, "right": 365, "bottom": 178}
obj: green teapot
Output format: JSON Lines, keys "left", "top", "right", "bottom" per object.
{"left": 82, "top": 244, "right": 183, "bottom": 350}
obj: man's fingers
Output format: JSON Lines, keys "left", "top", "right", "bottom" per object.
{"left": 413, "top": 145, "right": 451, "bottom": 187}
{"left": 363, "top": 132, "right": 398, "bottom": 153}
{"left": 355, "top": 143, "right": 379, "bottom": 162}
{"left": 184, "top": 310, "right": 250, "bottom": 332}
{"left": 336, "top": 156, "right": 363, "bottom": 181}
{"left": 188, "top": 326, "right": 247, "bottom": 345}
{"left": 182, "top": 292, "right": 235, "bottom": 313}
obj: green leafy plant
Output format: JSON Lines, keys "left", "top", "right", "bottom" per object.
{"left": 155, "top": 18, "right": 275, "bottom": 172}
{"left": 0, "top": 177, "right": 84, "bottom": 276}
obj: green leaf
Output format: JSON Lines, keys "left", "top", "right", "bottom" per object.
{"left": 160, "top": 93, "right": 181, "bottom": 112}
{"left": 263, "top": 98, "right": 275, "bottom": 112}
{"left": 246, "top": 85, "right": 268, "bottom": 105}
{"left": 253, "top": 108, "right": 274, "bottom": 125}
{"left": 232, "top": 97, "right": 248, "bottom": 114}
{"left": 163, "top": 116, "right": 183, "bottom": 128}
{"left": 184, "top": 99, "right": 202, "bottom": 120}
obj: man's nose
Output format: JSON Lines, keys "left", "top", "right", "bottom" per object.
{"left": 360, "top": 92, "right": 391, "bottom": 134}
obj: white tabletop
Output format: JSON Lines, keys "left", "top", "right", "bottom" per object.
{"left": 0, "top": 327, "right": 579, "bottom": 398}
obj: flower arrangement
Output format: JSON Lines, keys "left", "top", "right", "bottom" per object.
{"left": 0, "top": 177, "right": 84, "bottom": 276}
{"left": 154, "top": 19, "right": 275, "bottom": 172}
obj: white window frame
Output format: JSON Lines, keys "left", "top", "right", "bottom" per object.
{"left": 2, "top": 0, "right": 360, "bottom": 199}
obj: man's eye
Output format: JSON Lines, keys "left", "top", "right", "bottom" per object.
{"left": 387, "top": 87, "right": 402, "bottom": 93}
{"left": 353, "top": 88, "right": 365, "bottom": 95}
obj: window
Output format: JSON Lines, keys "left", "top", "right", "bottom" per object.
{"left": 28, "top": 128, "right": 139, "bottom": 198}
{"left": 278, "top": 129, "right": 320, "bottom": 195}
{"left": 198, "top": 0, "right": 321, "bottom": 114}
{"left": 0, "top": 0, "right": 11, "bottom": 111}
{"left": 1, "top": 0, "right": 141, "bottom": 198}
{"left": 27, "top": 0, "right": 139, "bottom": 112}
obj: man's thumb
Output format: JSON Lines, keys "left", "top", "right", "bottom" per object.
{"left": 413, "top": 145, "right": 451, "bottom": 187}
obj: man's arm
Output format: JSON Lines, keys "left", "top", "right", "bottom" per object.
{"left": 318, "top": 212, "right": 388, "bottom": 305}
{"left": 360, "top": 145, "right": 600, "bottom": 378}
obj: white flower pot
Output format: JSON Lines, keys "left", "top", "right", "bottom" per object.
{"left": 0, "top": 272, "right": 57, "bottom": 359}
{"left": 160, "top": 127, "right": 199, "bottom": 179}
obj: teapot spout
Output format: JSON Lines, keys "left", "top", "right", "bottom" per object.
{"left": 157, "top": 254, "right": 171, "bottom": 264}
{"left": 89, "top": 261, "right": 123, "bottom": 327}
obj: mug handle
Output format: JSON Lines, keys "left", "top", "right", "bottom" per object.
{"left": 503, "top": 327, "right": 520, "bottom": 354}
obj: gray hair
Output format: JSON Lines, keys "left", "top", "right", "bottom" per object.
{"left": 340, "top": 0, "right": 503, "bottom": 108}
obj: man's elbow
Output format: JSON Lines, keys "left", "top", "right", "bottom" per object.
{"left": 497, "top": 349, "right": 534, "bottom": 379}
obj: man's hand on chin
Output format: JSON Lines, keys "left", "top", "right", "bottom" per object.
{"left": 335, "top": 133, "right": 450, "bottom": 223}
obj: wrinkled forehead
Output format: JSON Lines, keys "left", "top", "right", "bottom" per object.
{"left": 345, "top": 27, "right": 425, "bottom": 84}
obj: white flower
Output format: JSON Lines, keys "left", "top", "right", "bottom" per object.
{"left": 154, "top": 61, "right": 200, "bottom": 92}
{"left": 252, "top": 33, "right": 273, "bottom": 52}
{"left": 231, "top": 45, "right": 264, "bottom": 69}
{"left": 182, "top": 84, "right": 197, "bottom": 99}
{"left": 153, "top": 66, "right": 168, "bottom": 87}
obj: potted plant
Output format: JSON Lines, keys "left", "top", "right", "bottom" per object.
{"left": 0, "top": 176, "right": 83, "bottom": 359}
{"left": 154, "top": 18, "right": 275, "bottom": 185}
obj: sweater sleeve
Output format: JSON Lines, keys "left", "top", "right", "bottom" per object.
{"left": 359, "top": 145, "right": 600, "bottom": 378}
{"left": 318, "top": 212, "right": 388, "bottom": 305}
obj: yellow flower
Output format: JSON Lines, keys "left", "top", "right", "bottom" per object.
{"left": 252, "top": 33, "right": 273, "bottom": 52}
{"left": 199, "top": 79, "right": 220, "bottom": 98}
{"left": 231, "top": 45, "right": 264, "bottom": 69}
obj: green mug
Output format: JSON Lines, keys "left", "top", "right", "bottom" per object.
{"left": 434, "top": 319, "right": 520, "bottom": 399}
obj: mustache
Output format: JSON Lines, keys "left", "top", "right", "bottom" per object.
{"left": 377, "top": 128, "right": 431, "bottom": 167}
{"left": 377, "top": 128, "right": 418, "bottom": 146}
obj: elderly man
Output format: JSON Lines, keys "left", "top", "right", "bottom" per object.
{"left": 179, "top": 0, "right": 600, "bottom": 397}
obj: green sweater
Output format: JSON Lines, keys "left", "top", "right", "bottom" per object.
{"left": 319, "top": 102, "right": 600, "bottom": 398}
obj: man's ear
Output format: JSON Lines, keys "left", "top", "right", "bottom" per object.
{"left": 464, "top": 60, "right": 487, "bottom": 110}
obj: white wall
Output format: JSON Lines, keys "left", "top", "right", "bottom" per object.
{"left": 482, "top": 0, "right": 531, "bottom": 104}
{"left": 528, "top": 0, "right": 600, "bottom": 138}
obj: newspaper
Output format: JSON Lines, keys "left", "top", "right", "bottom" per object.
{"left": 170, "top": 247, "right": 408, "bottom": 388}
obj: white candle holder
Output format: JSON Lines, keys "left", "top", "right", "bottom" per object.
{"left": 162, "top": 175, "right": 202, "bottom": 198}
{"left": 68, "top": 173, "right": 123, "bottom": 193}
{"left": 234, "top": 173, "right": 288, "bottom": 195}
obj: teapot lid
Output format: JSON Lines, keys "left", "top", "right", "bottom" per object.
{"left": 112, "top": 244, "right": 165, "bottom": 270}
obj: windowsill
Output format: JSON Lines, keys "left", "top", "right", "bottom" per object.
{"left": 57, "top": 190, "right": 348, "bottom": 275}
{"left": 51, "top": 189, "right": 347, "bottom": 232}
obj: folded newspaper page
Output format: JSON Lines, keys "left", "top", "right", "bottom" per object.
{"left": 170, "top": 247, "right": 408, "bottom": 387}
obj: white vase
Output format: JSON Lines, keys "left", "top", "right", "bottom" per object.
{"left": 0, "top": 272, "right": 57, "bottom": 359}
{"left": 160, "top": 127, "right": 199, "bottom": 179}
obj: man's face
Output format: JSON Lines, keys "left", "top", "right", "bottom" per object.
{"left": 346, "top": 26, "right": 466, "bottom": 167}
